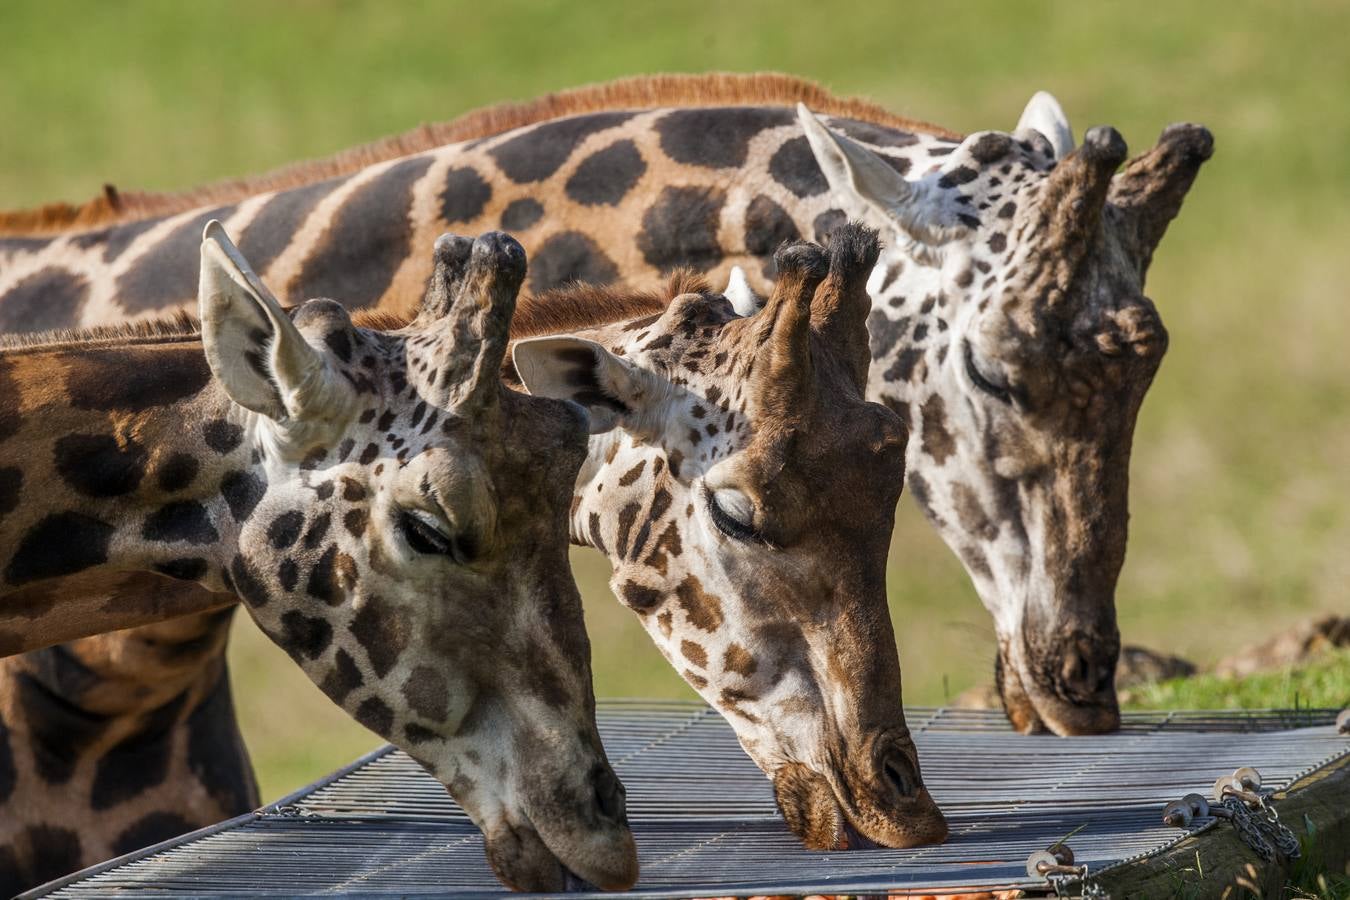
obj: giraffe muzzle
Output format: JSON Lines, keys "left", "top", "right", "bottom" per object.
{"left": 771, "top": 738, "right": 949, "bottom": 852}
{"left": 482, "top": 789, "right": 638, "bottom": 893}
{"left": 998, "top": 627, "right": 1122, "bottom": 735}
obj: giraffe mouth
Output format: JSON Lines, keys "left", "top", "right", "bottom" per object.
{"left": 839, "top": 818, "right": 884, "bottom": 850}
{"left": 481, "top": 809, "right": 637, "bottom": 892}
{"left": 771, "top": 760, "right": 948, "bottom": 851}
{"left": 562, "top": 869, "right": 599, "bottom": 892}
{"left": 997, "top": 631, "right": 1122, "bottom": 736}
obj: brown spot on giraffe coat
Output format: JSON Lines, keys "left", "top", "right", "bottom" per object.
{"left": 675, "top": 575, "right": 723, "bottom": 632}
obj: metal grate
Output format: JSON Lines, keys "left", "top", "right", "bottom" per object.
{"left": 35, "top": 703, "right": 1348, "bottom": 898}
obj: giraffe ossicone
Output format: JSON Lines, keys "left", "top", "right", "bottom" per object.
{"left": 1015, "top": 91, "right": 1075, "bottom": 160}
{"left": 0, "top": 225, "right": 638, "bottom": 893}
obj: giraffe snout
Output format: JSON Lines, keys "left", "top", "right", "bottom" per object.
{"left": 590, "top": 763, "right": 627, "bottom": 827}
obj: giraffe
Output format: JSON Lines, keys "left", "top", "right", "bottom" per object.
{"left": 786, "top": 102, "right": 1212, "bottom": 735}
{"left": 0, "top": 72, "right": 1208, "bottom": 868}
{"left": 0, "top": 612, "right": 256, "bottom": 893}
{"left": 508, "top": 223, "right": 946, "bottom": 851}
{"left": 0, "top": 74, "right": 1211, "bottom": 737}
{"left": 2, "top": 219, "right": 950, "bottom": 885}
{"left": 0, "top": 225, "right": 640, "bottom": 894}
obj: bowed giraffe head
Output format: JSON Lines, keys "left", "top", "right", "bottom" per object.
{"left": 197, "top": 225, "right": 636, "bottom": 890}
{"left": 513, "top": 224, "right": 947, "bottom": 850}
{"left": 799, "top": 97, "right": 1212, "bottom": 735}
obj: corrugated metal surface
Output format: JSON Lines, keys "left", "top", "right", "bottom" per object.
{"left": 35, "top": 703, "right": 1348, "bottom": 897}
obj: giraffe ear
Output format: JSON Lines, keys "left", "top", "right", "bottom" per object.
{"left": 199, "top": 220, "right": 350, "bottom": 423}
{"left": 512, "top": 337, "right": 665, "bottom": 435}
{"left": 1016, "top": 91, "right": 1075, "bottom": 160}
{"left": 797, "top": 103, "right": 915, "bottom": 226}
{"left": 723, "top": 266, "right": 762, "bottom": 316}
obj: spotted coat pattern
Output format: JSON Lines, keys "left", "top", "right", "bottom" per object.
{"left": 0, "top": 231, "right": 637, "bottom": 895}
{"left": 0, "top": 610, "right": 255, "bottom": 891}
{"left": 508, "top": 228, "right": 945, "bottom": 849}
{"left": 0, "top": 74, "right": 1209, "bottom": 876}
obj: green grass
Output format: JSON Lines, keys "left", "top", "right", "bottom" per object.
{"left": 3, "top": 0, "right": 1348, "bottom": 800}
{"left": 1127, "top": 650, "right": 1350, "bottom": 712}
{"left": 1289, "top": 816, "right": 1350, "bottom": 900}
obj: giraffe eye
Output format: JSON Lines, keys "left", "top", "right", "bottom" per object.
{"left": 706, "top": 487, "right": 760, "bottom": 542}
{"left": 398, "top": 509, "right": 473, "bottom": 564}
{"left": 963, "top": 340, "right": 1012, "bottom": 404}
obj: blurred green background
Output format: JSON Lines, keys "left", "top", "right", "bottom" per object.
{"left": 2, "top": 0, "right": 1347, "bottom": 800}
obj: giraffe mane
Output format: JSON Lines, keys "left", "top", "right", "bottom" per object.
{"left": 0, "top": 276, "right": 691, "bottom": 357}
{"left": 510, "top": 271, "right": 708, "bottom": 340}
{"left": 0, "top": 310, "right": 203, "bottom": 353}
{"left": 0, "top": 308, "right": 404, "bottom": 355}
{"left": 0, "top": 73, "right": 960, "bottom": 237}
{"left": 499, "top": 272, "right": 708, "bottom": 386}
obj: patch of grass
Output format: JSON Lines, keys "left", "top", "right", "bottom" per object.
{"left": 1127, "top": 650, "right": 1350, "bottom": 711}
{"left": 5, "top": 0, "right": 1348, "bottom": 798}
{"left": 1288, "top": 814, "right": 1350, "bottom": 900}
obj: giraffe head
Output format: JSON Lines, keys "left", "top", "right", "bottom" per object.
{"left": 512, "top": 224, "right": 948, "bottom": 850}
{"left": 798, "top": 99, "right": 1212, "bottom": 735}
{"left": 197, "top": 225, "right": 636, "bottom": 890}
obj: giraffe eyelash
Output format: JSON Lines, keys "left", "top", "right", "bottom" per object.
{"left": 398, "top": 509, "right": 475, "bottom": 564}
{"left": 963, "top": 340, "right": 1012, "bottom": 405}
{"left": 705, "top": 487, "right": 764, "bottom": 544}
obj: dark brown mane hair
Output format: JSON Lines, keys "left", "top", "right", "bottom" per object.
{"left": 503, "top": 272, "right": 709, "bottom": 385}
{"left": 0, "top": 73, "right": 959, "bottom": 237}
{"left": 0, "top": 308, "right": 404, "bottom": 356}
{"left": 509, "top": 271, "right": 709, "bottom": 341}
{"left": 0, "top": 275, "right": 698, "bottom": 360}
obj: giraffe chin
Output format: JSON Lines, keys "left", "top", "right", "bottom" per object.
{"left": 771, "top": 762, "right": 949, "bottom": 851}
{"left": 482, "top": 816, "right": 638, "bottom": 893}
{"left": 996, "top": 636, "right": 1122, "bottom": 736}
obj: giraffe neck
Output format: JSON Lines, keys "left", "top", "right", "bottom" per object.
{"left": 0, "top": 608, "right": 257, "bottom": 894}
{"left": 0, "top": 336, "right": 253, "bottom": 652}
{"left": 0, "top": 101, "right": 953, "bottom": 333}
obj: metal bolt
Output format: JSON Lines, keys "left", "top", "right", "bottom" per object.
{"left": 1214, "top": 774, "right": 1265, "bottom": 806}
{"left": 1164, "top": 793, "right": 1230, "bottom": 827}
{"left": 1026, "top": 849, "right": 1087, "bottom": 880}
{"left": 1162, "top": 799, "right": 1193, "bottom": 827}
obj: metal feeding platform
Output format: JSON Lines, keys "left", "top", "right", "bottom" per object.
{"left": 32, "top": 702, "right": 1349, "bottom": 898}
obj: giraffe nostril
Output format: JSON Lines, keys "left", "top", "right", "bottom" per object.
{"left": 880, "top": 749, "right": 921, "bottom": 800}
{"left": 1059, "top": 639, "right": 1114, "bottom": 697}
{"left": 592, "top": 766, "right": 625, "bottom": 824}
{"left": 1062, "top": 648, "right": 1088, "bottom": 686}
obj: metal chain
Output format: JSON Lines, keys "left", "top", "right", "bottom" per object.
{"left": 1223, "top": 795, "right": 1276, "bottom": 861}
{"left": 1047, "top": 872, "right": 1109, "bottom": 899}
{"left": 1163, "top": 771, "right": 1304, "bottom": 866}
{"left": 1253, "top": 794, "right": 1301, "bottom": 859}
{"left": 1080, "top": 878, "right": 1109, "bottom": 898}
{"left": 268, "top": 803, "right": 319, "bottom": 818}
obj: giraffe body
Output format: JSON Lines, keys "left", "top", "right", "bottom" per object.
{"left": 0, "top": 611, "right": 254, "bottom": 891}
{"left": 0, "top": 227, "right": 639, "bottom": 894}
